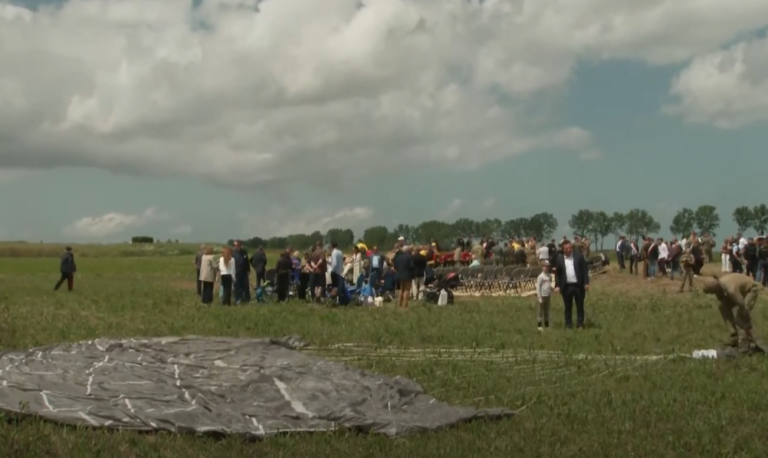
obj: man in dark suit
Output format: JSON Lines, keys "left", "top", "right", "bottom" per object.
{"left": 250, "top": 246, "right": 268, "bottom": 288}
{"left": 232, "top": 240, "right": 251, "bottom": 304}
{"left": 554, "top": 240, "right": 590, "bottom": 329}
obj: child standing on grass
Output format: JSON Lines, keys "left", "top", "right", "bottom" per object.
{"left": 536, "top": 262, "right": 553, "bottom": 331}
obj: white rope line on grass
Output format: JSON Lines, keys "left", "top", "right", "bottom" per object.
{"left": 305, "top": 344, "right": 686, "bottom": 362}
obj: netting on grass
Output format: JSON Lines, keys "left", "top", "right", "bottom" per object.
{"left": 305, "top": 344, "right": 677, "bottom": 394}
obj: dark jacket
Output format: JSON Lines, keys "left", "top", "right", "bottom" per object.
{"left": 758, "top": 245, "right": 768, "bottom": 261}
{"left": 60, "top": 252, "right": 77, "bottom": 273}
{"left": 647, "top": 244, "right": 659, "bottom": 261}
{"left": 250, "top": 251, "right": 267, "bottom": 272}
{"left": 412, "top": 253, "right": 427, "bottom": 278}
{"left": 276, "top": 255, "right": 293, "bottom": 273}
{"left": 554, "top": 251, "right": 590, "bottom": 290}
{"left": 393, "top": 251, "right": 415, "bottom": 281}
{"left": 233, "top": 248, "right": 250, "bottom": 273}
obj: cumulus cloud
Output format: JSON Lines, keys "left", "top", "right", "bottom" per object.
{"left": 666, "top": 36, "right": 768, "bottom": 129}
{"left": 239, "top": 206, "right": 373, "bottom": 238}
{"left": 63, "top": 207, "right": 167, "bottom": 238}
{"left": 2, "top": 0, "right": 767, "bottom": 191}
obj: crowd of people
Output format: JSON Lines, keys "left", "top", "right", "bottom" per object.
{"left": 613, "top": 231, "right": 767, "bottom": 288}
{"left": 192, "top": 235, "right": 596, "bottom": 332}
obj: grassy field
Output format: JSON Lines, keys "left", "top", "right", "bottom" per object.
{"left": 1, "top": 254, "right": 768, "bottom": 457}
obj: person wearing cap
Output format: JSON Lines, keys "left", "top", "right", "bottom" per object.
{"left": 54, "top": 246, "right": 77, "bottom": 292}
{"left": 702, "top": 273, "right": 760, "bottom": 348}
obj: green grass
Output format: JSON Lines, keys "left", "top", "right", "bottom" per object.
{"left": 1, "top": 256, "right": 768, "bottom": 457}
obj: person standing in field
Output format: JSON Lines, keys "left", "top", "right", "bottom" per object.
{"left": 535, "top": 262, "right": 553, "bottom": 331}
{"left": 393, "top": 246, "right": 415, "bottom": 309}
{"left": 678, "top": 248, "right": 695, "bottom": 293}
{"left": 54, "top": 246, "right": 77, "bottom": 292}
{"left": 193, "top": 244, "right": 205, "bottom": 295}
{"left": 232, "top": 240, "right": 251, "bottom": 304}
{"left": 553, "top": 240, "right": 590, "bottom": 329}
{"left": 411, "top": 247, "right": 427, "bottom": 300}
{"left": 198, "top": 246, "right": 217, "bottom": 305}
{"left": 218, "top": 247, "right": 235, "bottom": 306}
{"left": 250, "top": 246, "right": 267, "bottom": 289}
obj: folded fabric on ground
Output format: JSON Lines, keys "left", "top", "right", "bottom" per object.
{"left": 691, "top": 340, "right": 768, "bottom": 359}
{"left": 0, "top": 336, "right": 514, "bottom": 437}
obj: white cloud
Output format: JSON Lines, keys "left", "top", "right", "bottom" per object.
{"left": 63, "top": 207, "right": 166, "bottom": 238}
{"left": 482, "top": 198, "right": 496, "bottom": 210}
{"left": 2, "top": 0, "right": 766, "bottom": 190}
{"left": 579, "top": 149, "right": 603, "bottom": 161}
{"left": 239, "top": 206, "right": 373, "bottom": 238}
{"left": 169, "top": 224, "right": 192, "bottom": 236}
{"left": 666, "top": 36, "right": 768, "bottom": 129}
{"left": 439, "top": 199, "right": 464, "bottom": 219}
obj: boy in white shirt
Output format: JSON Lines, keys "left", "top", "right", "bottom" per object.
{"left": 536, "top": 262, "right": 553, "bottom": 331}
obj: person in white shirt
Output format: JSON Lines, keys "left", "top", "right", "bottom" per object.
{"left": 536, "top": 262, "right": 553, "bottom": 330}
{"left": 218, "top": 247, "right": 236, "bottom": 306}
{"left": 658, "top": 238, "right": 669, "bottom": 276}
{"left": 537, "top": 244, "right": 550, "bottom": 265}
{"left": 737, "top": 233, "right": 747, "bottom": 251}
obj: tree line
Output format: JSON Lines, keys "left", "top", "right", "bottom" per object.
{"left": 227, "top": 204, "right": 768, "bottom": 251}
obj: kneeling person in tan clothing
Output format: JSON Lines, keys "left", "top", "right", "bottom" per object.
{"left": 702, "top": 273, "right": 760, "bottom": 347}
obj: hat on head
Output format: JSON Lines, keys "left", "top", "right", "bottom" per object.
{"left": 397, "top": 236, "right": 405, "bottom": 241}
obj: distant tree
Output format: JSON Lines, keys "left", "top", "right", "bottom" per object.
{"left": 669, "top": 208, "right": 696, "bottom": 238}
{"left": 415, "top": 220, "right": 454, "bottom": 247}
{"left": 568, "top": 210, "right": 594, "bottom": 239}
{"left": 625, "top": 208, "right": 660, "bottom": 241}
{"left": 752, "top": 204, "right": 768, "bottom": 235}
{"left": 610, "top": 212, "right": 627, "bottom": 243}
{"left": 392, "top": 224, "right": 416, "bottom": 243}
{"left": 131, "top": 236, "right": 154, "bottom": 244}
{"left": 501, "top": 218, "right": 529, "bottom": 240}
{"left": 266, "top": 236, "right": 287, "bottom": 250}
{"left": 362, "top": 225, "right": 389, "bottom": 248}
{"left": 452, "top": 218, "right": 478, "bottom": 240}
{"left": 694, "top": 205, "right": 720, "bottom": 236}
{"left": 587, "top": 211, "right": 612, "bottom": 249}
{"left": 527, "top": 212, "right": 558, "bottom": 241}
{"left": 324, "top": 228, "right": 354, "bottom": 248}
{"left": 732, "top": 206, "right": 754, "bottom": 233}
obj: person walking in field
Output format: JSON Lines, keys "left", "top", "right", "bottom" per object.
{"left": 702, "top": 273, "right": 760, "bottom": 348}
{"left": 678, "top": 248, "right": 695, "bottom": 293}
{"left": 54, "top": 246, "right": 77, "bottom": 292}
{"left": 536, "top": 262, "right": 553, "bottom": 330}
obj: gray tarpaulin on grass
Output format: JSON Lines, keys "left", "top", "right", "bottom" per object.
{"left": 0, "top": 336, "right": 514, "bottom": 437}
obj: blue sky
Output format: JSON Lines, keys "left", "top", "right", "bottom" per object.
{"left": 1, "top": 0, "right": 767, "bottom": 243}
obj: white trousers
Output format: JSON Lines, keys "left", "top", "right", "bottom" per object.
{"left": 721, "top": 254, "right": 731, "bottom": 272}
{"left": 412, "top": 276, "right": 425, "bottom": 300}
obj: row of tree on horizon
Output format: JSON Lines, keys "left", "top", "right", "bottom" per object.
{"left": 222, "top": 204, "right": 768, "bottom": 252}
